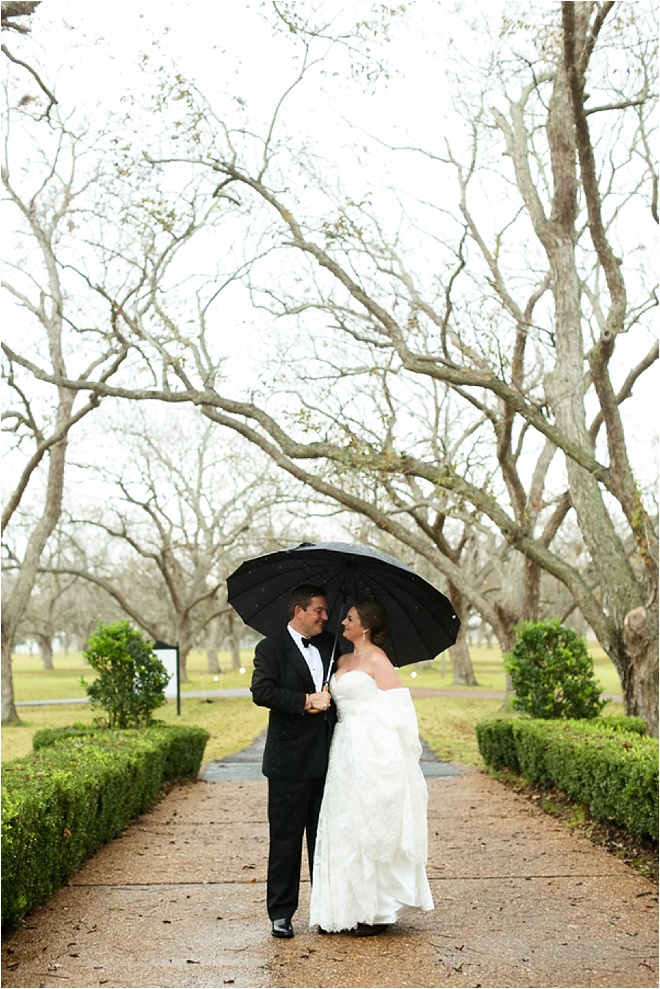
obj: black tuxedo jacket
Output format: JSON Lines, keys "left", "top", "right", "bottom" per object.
{"left": 250, "top": 629, "right": 337, "bottom": 781}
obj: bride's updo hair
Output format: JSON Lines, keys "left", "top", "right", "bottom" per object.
{"left": 355, "top": 600, "right": 389, "bottom": 648}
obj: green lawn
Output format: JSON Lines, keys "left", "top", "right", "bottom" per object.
{"left": 9, "top": 648, "right": 256, "bottom": 702}
{"left": 3, "top": 643, "right": 624, "bottom": 767}
{"left": 1, "top": 696, "right": 269, "bottom": 764}
{"left": 9, "top": 642, "right": 623, "bottom": 701}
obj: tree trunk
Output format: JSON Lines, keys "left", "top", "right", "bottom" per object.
{"left": 522, "top": 557, "right": 541, "bottom": 623}
{"left": 542, "top": 69, "right": 656, "bottom": 732}
{"left": 206, "top": 616, "right": 222, "bottom": 673}
{"left": 620, "top": 607, "right": 659, "bottom": 737}
{"left": 445, "top": 582, "right": 477, "bottom": 685}
{"left": 230, "top": 632, "right": 242, "bottom": 672}
{"left": 36, "top": 632, "right": 54, "bottom": 670}
{"left": 177, "top": 638, "right": 190, "bottom": 683}
{"left": 224, "top": 612, "right": 243, "bottom": 671}
{"left": 488, "top": 608, "right": 519, "bottom": 700}
{"left": 448, "top": 622, "right": 478, "bottom": 686}
{"left": 1, "top": 634, "right": 21, "bottom": 724}
{"left": 206, "top": 645, "right": 221, "bottom": 674}
{"left": 2, "top": 433, "right": 70, "bottom": 723}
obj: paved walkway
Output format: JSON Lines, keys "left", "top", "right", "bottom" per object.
{"left": 14, "top": 689, "right": 254, "bottom": 707}
{"left": 1, "top": 739, "right": 656, "bottom": 989}
{"left": 14, "top": 687, "right": 624, "bottom": 707}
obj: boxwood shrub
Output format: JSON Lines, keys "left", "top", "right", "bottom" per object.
{"left": 1, "top": 724, "right": 209, "bottom": 929}
{"left": 475, "top": 716, "right": 519, "bottom": 773}
{"left": 476, "top": 715, "right": 657, "bottom": 840}
{"left": 32, "top": 723, "right": 100, "bottom": 750}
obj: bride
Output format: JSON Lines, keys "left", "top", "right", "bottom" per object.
{"left": 309, "top": 600, "right": 434, "bottom": 936}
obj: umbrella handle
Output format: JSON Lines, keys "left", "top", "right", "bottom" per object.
{"left": 307, "top": 683, "right": 330, "bottom": 714}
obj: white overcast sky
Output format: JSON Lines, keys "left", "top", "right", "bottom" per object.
{"left": 30, "top": 1, "right": 487, "bottom": 157}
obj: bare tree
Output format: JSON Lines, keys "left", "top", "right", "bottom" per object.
{"left": 0, "top": 29, "right": 232, "bottom": 720}
{"left": 1, "top": 2, "right": 55, "bottom": 117}
{"left": 1, "top": 106, "right": 127, "bottom": 721}
{"left": 5, "top": 4, "right": 657, "bottom": 730}
{"left": 110, "top": 3, "right": 653, "bottom": 728}
{"left": 18, "top": 571, "right": 78, "bottom": 669}
{"left": 42, "top": 411, "right": 311, "bottom": 680}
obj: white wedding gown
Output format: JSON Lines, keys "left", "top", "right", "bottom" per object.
{"left": 309, "top": 669, "right": 434, "bottom": 931}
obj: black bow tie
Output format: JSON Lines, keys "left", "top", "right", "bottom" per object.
{"left": 301, "top": 637, "right": 312, "bottom": 648}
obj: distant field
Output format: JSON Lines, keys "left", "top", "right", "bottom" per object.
{"left": 9, "top": 642, "right": 623, "bottom": 702}
{"left": 3, "top": 643, "right": 624, "bottom": 766}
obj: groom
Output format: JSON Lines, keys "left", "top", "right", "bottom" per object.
{"left": 250, "top": 583, "right": 337, "bottom": 938}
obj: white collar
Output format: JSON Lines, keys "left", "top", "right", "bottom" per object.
{"left": 288, "top": 624, "right": 318, "bottom": 649}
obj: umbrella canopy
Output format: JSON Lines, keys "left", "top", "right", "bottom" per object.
{"left": 226, "top": 541, "right": 460, "bottom": 667}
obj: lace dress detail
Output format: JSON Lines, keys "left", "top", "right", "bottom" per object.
{"left": 309, "top": 670, "right": 434, "bottom": 931}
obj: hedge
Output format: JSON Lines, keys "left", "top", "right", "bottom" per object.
{"left": 1, "top": 724, "right": 209, "bottom": 929}
{"left": 476, "top": 715, "right": 657, "bottom": 840}
{"left": 32, "top": 723, "right": 102, "bottom": 750}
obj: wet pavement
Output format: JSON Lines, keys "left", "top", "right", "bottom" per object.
{"left": 1, "top": 736, "right": 657, "bottom": 989}
{"left": 202, "top": 733, "right": 461, "bottom": 783}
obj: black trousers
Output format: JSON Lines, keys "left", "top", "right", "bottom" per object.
{"left": 266, "top": 776, "right": 325, "bottom": 921}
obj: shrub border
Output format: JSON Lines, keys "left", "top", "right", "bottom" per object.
{"left": 1, "top": 724, "right": 209, "bottom": 929}
{"left": 476, "top": 715, "right": 657, "bottom": 840}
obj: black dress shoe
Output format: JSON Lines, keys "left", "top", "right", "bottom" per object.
{"left": 271, "top": 918, "right": 294, "bottom": 938}
{"left": 351, "top": 922, "right": 388, "bottom": 937}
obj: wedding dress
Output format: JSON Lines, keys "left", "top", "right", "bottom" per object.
{"left": 309, "top": 669, "right": 434, "bottom": 931}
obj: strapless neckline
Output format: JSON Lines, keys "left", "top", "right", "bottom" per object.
{"left": 332, "top": 668, "right": 376, "bottom": 685}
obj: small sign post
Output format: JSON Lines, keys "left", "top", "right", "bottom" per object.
{"left": 153, "top": 641, "right": 180, "bottom": 715}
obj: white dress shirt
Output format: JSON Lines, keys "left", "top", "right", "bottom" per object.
{"left": 288, "top": 624, "right": 324, "bottom": 691}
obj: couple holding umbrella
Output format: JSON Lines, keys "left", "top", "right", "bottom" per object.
{"left": 227, "top": 541, "right": 460, "bottom": 939}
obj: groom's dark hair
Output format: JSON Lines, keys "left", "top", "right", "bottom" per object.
{"left": 288, "top": 584, "right": 327, "bottom": 619}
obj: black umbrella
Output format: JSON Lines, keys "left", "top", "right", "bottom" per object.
{"left": 226, "top": 541, "right": 460, "bottom": 670}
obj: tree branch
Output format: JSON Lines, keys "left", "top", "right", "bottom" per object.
{"left": 1, "top": 42, "right": 57, "bottom": 117}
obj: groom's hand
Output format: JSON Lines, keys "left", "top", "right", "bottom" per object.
{"left": 308, "top": 690, "right": 331, "bottom": 712}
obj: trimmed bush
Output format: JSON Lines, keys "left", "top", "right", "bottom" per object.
{"left": 475, "top": 718, "right": 519, "bottom": 773}
{"left": 584, "top": 714, "right": 648, "bottom": 736}
{"left": 82, "top": 621, "right": 170, "bottom": 728}
{"left": 504, "top": 619, "right": 607, "bottom": 720}
{"left": 476, "top": 716, "right": 658, "bottom": 840}
{"left": 1, "top": 724, "right": 208, "bottom": 929}
{"left": 32, "top": 723, "right": 99, "bottom": 750}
